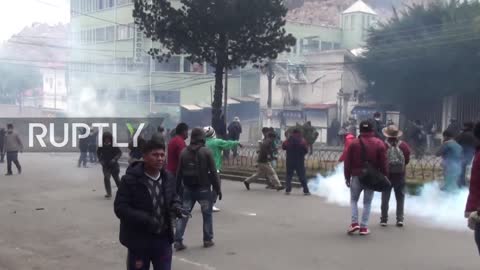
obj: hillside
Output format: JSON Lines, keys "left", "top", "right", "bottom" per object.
{"left": 286, "top": 0, "right": 438, "bottom": 26}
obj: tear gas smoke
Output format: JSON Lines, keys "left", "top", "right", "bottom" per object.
{"left": 308, "top": 163, "right": 469, "bottom": 231}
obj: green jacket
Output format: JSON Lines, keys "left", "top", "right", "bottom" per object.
{"left": 206, "top": 137, "right": 240, "bottom": 171}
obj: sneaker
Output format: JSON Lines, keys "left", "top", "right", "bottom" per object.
{"left": 347, "top": 223, "right": 360, "bottom": 234}
{"left": 285, "top": 191, "right": 291, "bottom": 195}
{"left": 396, "top": 221, "right": 404, "bottom": 227}
{"left": 380, "top": 221, "right": 388, "bottom": 227}
{"left": 174, "top": 242, "right": 187, "bottom": 251}
{"left": 104, "top": 194, "right": 112, "bottom": 199}
{"left": 265, "top": 185, "right": 274, "bottom": 189}
{"left": 212, "top": 206, "right": 221, "bottom": 212}
{"left": 243, "top": 181, "right": 250, "bottom": 191}
{"left": 5, "top": 173, "right": 13, "bottom": 176}
{"left": 359, "top": 228, "right": 370, "bottom": 235}
{"left": 304, "top": 192, "right": 311, "bottom": 196}
{"left": 203, "top": 240, "right": 215, "bottom": 248}
{"left": 276, "top": 186, "right": 285, "bottom": 191}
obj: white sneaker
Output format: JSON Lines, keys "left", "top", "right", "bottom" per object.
{"left": 212, "top": 206, "right": 221, "bottom": 212}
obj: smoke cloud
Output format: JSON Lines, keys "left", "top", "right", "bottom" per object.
{"left": 308, "top": 164, "right": 469, "bottom": 231}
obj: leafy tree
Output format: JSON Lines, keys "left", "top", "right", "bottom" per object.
{"left": 0, "top": 63, "right": 41, "bottom": 103}
{"left": 356, "top": 0, "right": 480, "bottom": 111}
{"left": 133, "top": 0, "right": 296, "bottom": 132}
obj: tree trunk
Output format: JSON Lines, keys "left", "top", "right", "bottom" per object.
{"left": 212, "top": 62, "right": 225, "bottom": 135}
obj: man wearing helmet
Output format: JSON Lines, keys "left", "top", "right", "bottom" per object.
{"left": 204, "top": 126, "right": 242, "bottom": 212}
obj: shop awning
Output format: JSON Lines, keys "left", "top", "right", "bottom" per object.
{"left": 181, "top": 104, "right": 203, "bottom": 111}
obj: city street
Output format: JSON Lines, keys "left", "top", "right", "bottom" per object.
{"left": 0, "top": 153, "right": 477, "bottom": 270}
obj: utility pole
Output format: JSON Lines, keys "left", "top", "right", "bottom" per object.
{"left": 224, "top": 68, "right": 228, "bottom": 130}
{"left": 54, "top": 68, "right": 57, "bottom": 110}
{"left": 266, "top": 60, "right": 275, "bottom": 127}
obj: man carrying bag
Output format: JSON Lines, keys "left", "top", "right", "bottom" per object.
{"left": 344, "top": 121, "right": 389, "bottom": 235}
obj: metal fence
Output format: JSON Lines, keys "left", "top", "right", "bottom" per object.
{"left": 223, "top": 145, "right": 443, "bottom": 182}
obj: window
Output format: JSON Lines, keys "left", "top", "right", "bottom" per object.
{"left": 128, "top": 23, "right": 135, "bottom": 39}
{"left": 138, "top": 90, "right": 150, "bottom": 103}
{"left": 321, "top": 41, "right": 332, "bottom": 51}
{"left": 153, "top": 91, "right": 180, "bottom": 104}
{"left": 126, "top": 58, "right": 136, "bottom": 72}
{"left": 183, "top": 59, "right": 204, "bottom": 73}
{"left": 350, "top": 15, "right": 354, "bottom": 29}
{"left": 117, "top": 25, "right": 130, "bottom": 40}
{"left": 302, "top": 39, "right": 320, "bottom": 53}
{"left": 95, "top": 27, "right": 106, "bottom": 43}
{"left": 106, "top": 26, "right": 115, "bottom": 41}
{"left": 116, "top": 89, "right": 127, "bottom": 101}
{"left": 154, "top": 56, "right": 180, "bottom": 72}
{"left": 107, "top": 0, "right": 115, "bottom": 8}
{"left": 117, "top": 0, "right": 133, "bottom": 6}
{"left": 115, "top": 58, "right": 127, "bottom": 73}
{"left": 126, "top": 90, "right": 138, "bottom": 103}
{"left": 333, "top": 43, "right": 341, "bottom": 49}
{"left": 97, "top": 0, "right": 104, "bottom": 10}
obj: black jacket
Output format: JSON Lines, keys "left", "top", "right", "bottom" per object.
{"left": 97, "top": 146, "right": 122, "bottom": 167}
{"left": 114, "top": 162, "right": 181, "bottom": 249}
{"left": 228, "top": 122, "right": 242, "bottom": 140}
{"left": 177, "top": 143, "right": 220, "bottom": 194}
{"left": 79, "top": 137, "right": 89, "bottom": 152}
{"left": 282, "top": 134, "right": 308, "bottom": 166}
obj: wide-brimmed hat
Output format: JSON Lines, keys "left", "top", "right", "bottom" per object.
{"left": 382, "top": 125, "right": 403, "bottom": 138}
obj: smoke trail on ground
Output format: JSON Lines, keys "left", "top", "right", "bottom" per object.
{"left": 308, "top": 163, "right": 469, "bottom": 231}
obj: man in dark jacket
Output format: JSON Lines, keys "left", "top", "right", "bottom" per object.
{"left": 227, "top": 117, "right": 242, "bottom": 158}
{"left": 380, "top": 125, "right": 411, "bottom": 227}
{"left": 282, "top": 129, "right": 310, "bottom": 195}
{"left": 0, "top": 127, "right": 5, "bottom": 163}
{"left": 114, "top": 140, "right": 183, "bottom": 270}
{"left": 87, "top": 127, "right": 98, "bottom": 163}
{"left": 97, "top": 132, "right": 122, "bottom": 198}
{"left": 465, "top": 122, "right": 480, "bottom": 255}
{"left": 174, "top": 128, "right": 221, "bottom": 251}
{"left": 344, "top": 121, "right": 388, "bottom": 235}
{"left": 78, "top": 128, "right": 89, "bottom": 168}
{"left": 372, "top": 112, "right": 385, "bottom": 140}
{"left": 243, "top": 132, "right": 284, "bottom": 191}
{"left": 5, "top": 123, "right": 23, "bottom": 176}
{"left": 456, "top": 121, "right": 478, "bottom": 187}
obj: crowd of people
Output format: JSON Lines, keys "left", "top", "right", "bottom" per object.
{"left": 1, "top": 113, "right": 479, "bottom": 269}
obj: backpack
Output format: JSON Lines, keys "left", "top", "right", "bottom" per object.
{"left": 386, "top": 141, "right": 405, "bottom": 174}
{"left": 182, "top": 147, "right": 201, "bottom": 186}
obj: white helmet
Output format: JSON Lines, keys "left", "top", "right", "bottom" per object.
{"left": 203, "top": 126, "right": 216, "bottom": 138}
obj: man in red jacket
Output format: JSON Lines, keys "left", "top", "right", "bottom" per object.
{"left": 167, "top": 123, "right": 189, "bottom": 175}
{"left": 465, "top": 121, "right": 480, "bottom": 254}
{"left": 344, "top": 121, "right": 388, "bottom": 235}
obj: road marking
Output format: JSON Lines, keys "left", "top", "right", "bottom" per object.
{"left": 174, "top": 256, "right": 216, "bottom": 270}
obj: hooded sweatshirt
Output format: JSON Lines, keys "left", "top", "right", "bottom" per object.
{"left": 5, "top": 130, "right": 23, "bottom": 152}
{"left": 205, "top": 137, "right": 240, "bottom": 171}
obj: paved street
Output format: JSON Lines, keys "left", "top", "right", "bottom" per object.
{"left": 0, "top": 153, "right": 477, "bottom": 270}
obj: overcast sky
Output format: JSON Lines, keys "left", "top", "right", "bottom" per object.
{"left": 0, "top": 0, "right": 69, "bottom": 42}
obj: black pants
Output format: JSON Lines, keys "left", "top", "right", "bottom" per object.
{"left": 88, "top": 149, "right": 97, "bottom": 163}
{"left": 6, "top": 151, "right": 21, "bottom": 174}
{"left": 126, "top": 236, "right": 172, "bottom": 270}
{"left": 381, "top": 177, "right": 405, "bottom": 223}
{"left": 0, "top": 144, "right": 4, "bottom": 162}
{"left": 78, "top": 151, "right": 87, "bottom": 167}
{"left": 102, "top": 164, "right": 120, "bottom": 196}
{"left": 286, "top": 162, "right": 309, "bottom": 193}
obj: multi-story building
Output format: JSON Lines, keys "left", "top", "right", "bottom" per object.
{"left": 68, "top": 0, "right": 376, "bottom": 130}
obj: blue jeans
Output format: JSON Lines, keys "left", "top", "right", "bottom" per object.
{"left": 126, "top": 236, "right": 172, "bottom": 270}
{"left": 175, "top": 186, "right": 213, "bottom": 243}
{"left": 350, "top": 176, "right": 375, "bottom": 227}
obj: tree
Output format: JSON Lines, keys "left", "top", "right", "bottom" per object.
{"left": 0, "top": 63, "right": 41, "bottom": 103}
{"left": 133, "top": 0, "right": 296, "bottom": 132}
{"left": 356, "top": 0, "right": 480, "bottom": 111}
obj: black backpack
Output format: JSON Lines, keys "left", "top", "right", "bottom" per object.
{"left": 181, "top": 147, "right": 201, "bottom": 186}
{"left": 358, "top": 139, "right": 391, "bottom": 192}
